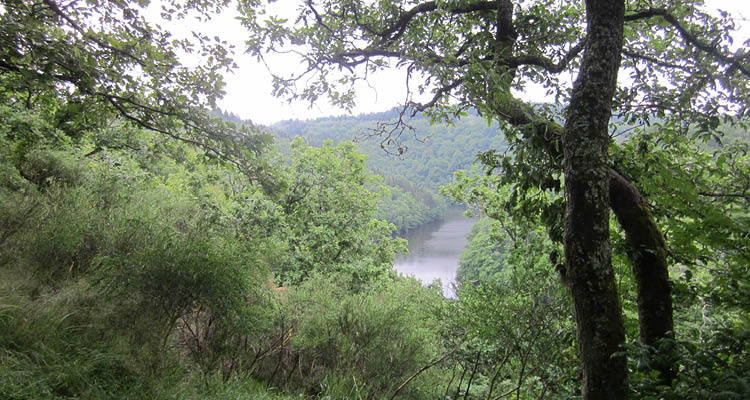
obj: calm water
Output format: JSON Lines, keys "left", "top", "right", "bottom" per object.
{"left": 393, "top": 207, "right": 477, "bottom": 297}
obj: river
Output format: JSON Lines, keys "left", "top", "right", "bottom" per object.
{"left": 392, "top": 207, "right": 477, "bottom": 297}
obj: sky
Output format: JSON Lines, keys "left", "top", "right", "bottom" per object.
{"left": 174, "top": 1, "right": 750, "bottom": 125}
{"left": 200, "top": 2, "right": 412, "bottom": 125}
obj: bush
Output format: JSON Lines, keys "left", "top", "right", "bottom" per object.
{"left": 90, "top": 184, "right": 275, "bottom": 374}
{"left": 253, "top": 274, "right": 446, "bottom": 399}
{"left": 629, "top": 324, "right": 750, "bottom": 399}
{"left": 20, "top": 150, "right": 87, "bottom": 188}
{"left": 25, "top": 185, "right": 106, "bottom": 281}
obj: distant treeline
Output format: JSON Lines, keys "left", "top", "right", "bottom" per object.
{"left": 267, "top": 108, "right": 509, "bottom": 231}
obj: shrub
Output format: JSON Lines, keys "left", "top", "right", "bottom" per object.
{"left": 254, "top": 274, "right": 445, "bottom": 399}
{"left": 93, "top": 186, "right": 274, "bottom": 374}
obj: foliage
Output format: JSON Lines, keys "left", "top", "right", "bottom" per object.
{"left": 456, "top": 217, "right": 509, "bottom": 284}
{"left": 253, "top": 274, "right": 446, "bottom": 399}
{"left": 377, "top": 174, "right": 447, "bottom": 233}
{"left": 272, "top": 111, "right": 509, "bottom": 231}
{"left": 445, "top": 117, "right": 750, "bottom": 398}
{"left": 274, "top": 138, "right": 405, "bottom": 287}
{"left": 97, "top": 196, "right": 272, "bottom": 370}
{"left": 443, "top": 174, "right": 577, "bottom": 399}
{"left": 4, "top": 0, "right": 750, "bottom": 399}
{"left": 273, "top": 111, "right": 508, "bottom": 192}
{"left": 0, "top": 269, "right": 154, "bottom": 400}
{"left": 628, "top": 324, "right": 750, "bottom": 400}
{"left": 241, "top": 0, "right": 749, "bottom": 131}
{"left": 612, "top": 123, "right": 750, "bottom": 313}
{"left": 0, "top": 1, "right": 455, "bottom": 399}
{"left": 0, "top": 0, "right": 272, "bottom": 172}
{"left": 447, "top": 271, "right": 578, "bottom": 400}
{"left": 607, "top": 121, "right": 750, "bottom": 397}
{"left": 240, "top": 0, "right": 750, "bottom": 394}
{"left": 0, "top": 120, "right": 415, "bottom": 398}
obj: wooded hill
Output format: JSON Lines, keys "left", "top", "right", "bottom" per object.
{"left": 269, "top": 109, "right": 508, "bottom": 231}
{"left": 272, "top": 109, "right": 508, "bottom": 192}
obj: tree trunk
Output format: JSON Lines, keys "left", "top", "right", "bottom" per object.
{"left": 493, "top": 100, "right": 676, "bottom": 387}
{"left": 561, "top": 1, "right": 627, "bottom": 399}
{"left": 488, "top": 0, "right": 673, "bottom": 392}
{"left": 609, "top": 169, "right": 675, "bottom": 383}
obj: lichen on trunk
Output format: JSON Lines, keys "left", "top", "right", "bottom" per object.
{"left": 561, "top": 0, "right": 628, "bottom": 398}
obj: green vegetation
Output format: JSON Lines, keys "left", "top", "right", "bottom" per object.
{"left": 272, "top": 111, "right": 508, "bottom": 232}
{"left": 455, "top": 217, "right": 509, "bottom": 284}
{"left": 445, "top": 123, "right": 750, "bottom": 398}
{"left": 273, "top": 111, "right": 508, "bottom": 191}
{"left": 242, "top": 0, "right": 750, "bottom": 394}
{"left": 2, "top": 0, "right": 750, "bottom": 399}
{"left": 0, "top": 128, "right": 430, "bottom": 399}
{"left": 258, "top": 274, "right": 445, "bottom": 398}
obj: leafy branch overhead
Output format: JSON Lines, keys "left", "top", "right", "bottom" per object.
{"left": 241, "top": 0, "right": 750, "bottom": 131}
{"left": 0, "top": 0, "right": 272, "bottom": 171}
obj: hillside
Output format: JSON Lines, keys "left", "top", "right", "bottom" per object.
{"left": 272, "top": 109, "right": 508, "bottom": 191}
{"left": 270, "top": 110, "right": 509, "bottom": 231}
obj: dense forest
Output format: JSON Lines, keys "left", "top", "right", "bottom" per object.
{"left": 2, "top": 1, "right": 750, "bottom": 400}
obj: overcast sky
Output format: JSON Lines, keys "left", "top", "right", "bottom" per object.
{"left": 184, "top": 1, "right": 750, "bottom": 125}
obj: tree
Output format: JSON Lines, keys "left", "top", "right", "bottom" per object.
{"left": 559, "top": 3, "right": 627, "bottom": 396}
{"left": 0, "top": 0, "right": 271, "bottom": 175}
{"left": 239, "top": 0, "right": 750, "bottom": 396}
{"left": 276, "top": 138, "right": 405, "bottom": 287}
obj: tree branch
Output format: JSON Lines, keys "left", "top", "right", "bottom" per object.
{"left": 41, "top": 0, "right": 150, "bottom": 69}
{"left": 698, "top": 191, "right": 750, "bottom": 201}
{"left": 98, "top": 92, "right": 242, "bottom": 168}
{"left": 334, "top": 38, "right": 583, "bottom": 75}
{"left": 376, "top": 1, "right": 498, "bottom": 43}
{"left": 389, "top": 337, "right": 466, "bottom": 400}
{"left": 504, "top": 39, "right": 586, "bottom": 73}
{"left": 622, "top": 48, "right": 694, "bottom": 72}
{"left": 409, "top": 79, "right": 465, "bottom": 113}
{"left": 625, "top": 8, "right": 750, "bottom": 77}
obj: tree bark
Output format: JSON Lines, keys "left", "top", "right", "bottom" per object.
{"left": 609, "top": 169, "right": 675, "bottom": 383}
{"left": 491, "top": 97, "right": 676, "bottom": 387}
{"left": 561, "top": 1, "right": 627, "bottom": 399}
{"left": 484, "top": 0, "right": 672, "bottom": 391}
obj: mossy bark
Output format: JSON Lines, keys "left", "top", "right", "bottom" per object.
{"left": 486, "top": 0, "right": 673, "bottom": 394}
{"left": 494, "top": 78, "right": 676, "bottom": 387}
{"left": 496, "top": 99, "right": 676, "bottom": 389}
{"left": 561, "top": 0, "right": 628, "bottom": 398}
{"left": 609, "top": 169, "right": 675, "bottom": 383}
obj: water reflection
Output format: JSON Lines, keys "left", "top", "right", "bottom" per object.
{"left": 393, "top": 207, "right": 476, "bottom": 297}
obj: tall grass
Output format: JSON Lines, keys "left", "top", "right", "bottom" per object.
{"left": 0, "top": 268, "right": 153, "bottom": 399}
